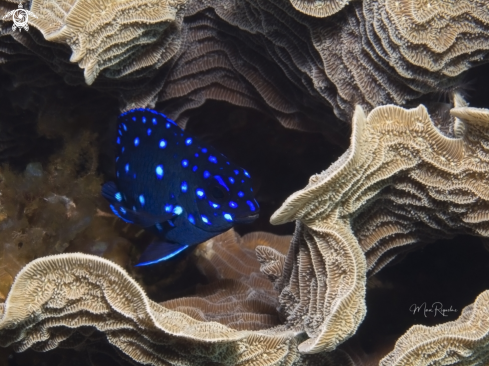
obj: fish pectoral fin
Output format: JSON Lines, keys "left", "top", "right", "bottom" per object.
{"left": 103, "top": 181, "right": 174, "bottom": 227}
{"left": 130, "top": 210, "right": 174, "bottom": 228}
{"left": 102, "top": 181, "right": 120, "bottom": 204}
{"left": 135, "top": 242, "right": 189, "bottom": 266}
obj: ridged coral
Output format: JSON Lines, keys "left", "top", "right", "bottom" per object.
{"left": 270, "top": 99, "right": 489, "bottom": 353}
{"left": 0, "top": 252, "right": 301, "bottom": 365}
{"left": 28, "top": 0, "right": 185, "bottom": 85}
{"left": 161, "top": 230, "right": 291, "bottom": 331}
{"left": 3, "top": 101, "right": 489, "bottom": 363}
{"left": 380, "top": 290, "right": 489, "bottom": 366}
{"left": 0, "top": 229, "right": 364, "bottom": 365}
{"left": 3, "top": 0, "right": 488, "bottom": 130}
{"left": 288, "top": 0, "right": 350, "bottom": 18}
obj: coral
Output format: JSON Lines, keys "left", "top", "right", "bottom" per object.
{"left": 361, "top": 0, "right": 489, "bottom": 94}
{"left": 380, "top": 290, "right": 489, "bottom": 366}
{"left": 270, "top": 98, "right": 489, "bottom": 353}
{"left": 0, "top": 122, "right": 142, "bottom": 301}
{"left": 0, "top": 252, "right": 301, "bottom": 366}
{"left": 151, "top": 6, "right": 338, "bottom": 133}
{"left": 380, "top": 0, "right": 489, "bottom": 76}
{"left": 3, "top": 0, "right": 488, "bottom": 131}
{"left": 289, "top": 0, "right": 350, "bottom": 18}
{"left": 0, "top": 132, "right": 101, "bottom": 299}
{"left": 161, "top": 230, "right": 291, "bottom": 331}
{"left": 29, "top": 0, "right": 186, "bottom": 85}
{"left": 0, "top": 228, "right": 365, "bottom": 365}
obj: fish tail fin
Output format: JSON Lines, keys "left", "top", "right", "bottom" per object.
{"left": 135, "top": 242, "right": 189, "bottom": 266}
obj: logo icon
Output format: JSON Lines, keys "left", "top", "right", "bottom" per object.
{"left": 2, "top": 3, "right": 37, "bottom": 32}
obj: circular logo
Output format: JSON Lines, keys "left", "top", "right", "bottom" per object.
{"left": 12, "top": 8, "right": 28, "bottom": 28}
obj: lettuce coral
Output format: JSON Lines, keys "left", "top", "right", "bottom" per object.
{"left": 270, "top": 97, "right": 489, "bottom": 353}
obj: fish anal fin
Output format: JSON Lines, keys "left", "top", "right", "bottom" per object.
{"left": 135, "top": 242, "right": 189, "bottom": 266}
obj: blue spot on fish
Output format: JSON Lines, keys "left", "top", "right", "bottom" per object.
{"left": 246, "top": 200, "right": 256, "bottom": 211}
{"left": 209, "top": 201, "right": 220, "bottom": 209}
{"left": 156, "top": 165, "right": 164, "bottom": 179}
{"left": 223, "top": 213, "right": 232, "bottom": 222}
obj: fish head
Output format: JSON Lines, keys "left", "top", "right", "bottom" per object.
{"left": 188, "top": 154, "right": 259, "bottom": 231}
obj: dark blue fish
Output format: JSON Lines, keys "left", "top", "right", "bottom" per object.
{"left": 102, "top": 108, "right": 259, "bottom": 266}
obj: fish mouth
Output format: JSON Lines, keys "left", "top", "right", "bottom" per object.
{"left": 234, "top": 213, "right": 260, "bottom": 224}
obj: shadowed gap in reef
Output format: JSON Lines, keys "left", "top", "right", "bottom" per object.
{"left": 184, "top": 101, "right": 346, "bottom": 236}
{"left": 344, "top": 235, "right": 489, "bottom": 363}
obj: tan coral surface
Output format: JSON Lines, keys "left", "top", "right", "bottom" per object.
{"left": 162, "top": 230, "right": 291, "bottom": 331}
{"left": 270, "top": 102, "right": 489, "bottom": 354}
{"left": 0, "top": 252, "right": 300, "bottom": 366}
{"left": 289, "top": 0, "right": 350, "bottom": 17}
{"left": 1, "top": 0, "right": 488, "bottom": 131}
{"left": 28, "top": 0, "right": 185, "bottom": 84}
{"left": 380, "top": 290, "right": 489, "bottom": 366}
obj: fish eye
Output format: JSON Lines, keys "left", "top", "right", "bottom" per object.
{"left": 210, "top": 185, "right": 227, "bottom": 200}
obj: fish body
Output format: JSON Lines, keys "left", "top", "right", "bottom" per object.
{"left": 102, "top": 108, "right": 259, "bottom": 265}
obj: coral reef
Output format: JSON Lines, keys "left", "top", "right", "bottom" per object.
{"left": 1, "top": 0, "right": 489, "bottom": 363}
{"left": 0, "top": 116, "right": 144, "bottom": 302}
{"left": 270, "top": 97, "right": 489, "bottom": 353}
{"left": 0, "top": 250, "right": 302, "bottom": 365}
{"left": 289, "top": 0, "right": 350, "bottom": 18}
{"left": 29, "top": 0, "right": 186, "bottom": 85}
{"left": 380, "top": 290, "right": 489, "bottom": 366}
{"left": 2, "top": 100, "right": 489, "bottom": 365}
{"left": 161, "top": 230, "right": 291, "bottom": 331}
{"left": 0, "top": 132, "right": 102, "bottom": 300}
{"left": 2, "top": 0, "right": 489, "bottom": 132}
